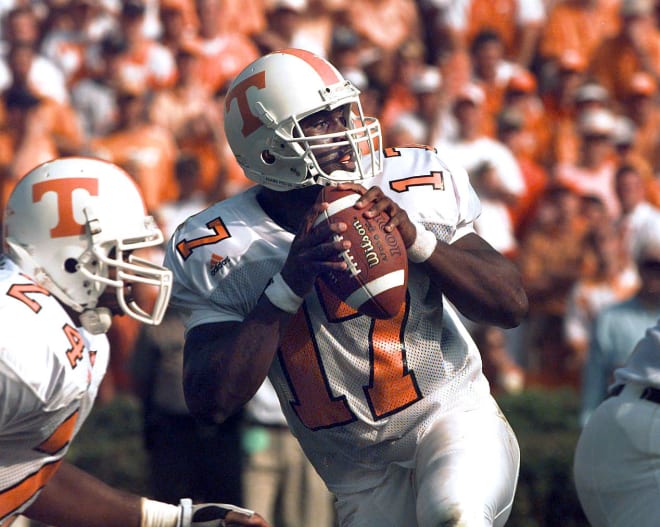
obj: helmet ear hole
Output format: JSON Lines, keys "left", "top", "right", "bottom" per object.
{"left": 261, "top": 150, "right": 276, "bottom": 164}
{"left": 64, "top": 258, "right": 78, "bottom": 273}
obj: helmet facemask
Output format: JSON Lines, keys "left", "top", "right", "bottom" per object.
{"left": 70, "top": 208, "right": 172, "bottom": 334}
{"left": 265, "top": 89, "right": 383, "bottom": 189}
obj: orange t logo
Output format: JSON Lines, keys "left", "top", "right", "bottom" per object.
{"left": 32, "top": 178, "right": 99, "bottom": 238}
{"left": 224, "top": 71, "right": 266, "bottom": 137}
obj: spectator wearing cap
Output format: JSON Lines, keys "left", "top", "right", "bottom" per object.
{"left": 413, "top": 66, "right": 452, "bottom": 146}
{"left": 381, "top": 59, "right": 446, "bottom": 146}
{"left": 437, "top": 82, "right": 526, "bottom": 257}
{"left": 539, "top": 0, "right": 620, "bottom": 73}
{"left": 589, "top": 0, "right": 660, "bottom": 104}
{"left": 554, "top": 107, "right": 621, "bottom": 218}
{"left": 579, "top": 212, "right": 660, "bottom": 426}
{"left": 549, "top": 81, "right": 611, "bottom": 167}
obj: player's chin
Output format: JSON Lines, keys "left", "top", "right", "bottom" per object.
{"left": 316, "top": 149, "right": 355, "bottom": 174}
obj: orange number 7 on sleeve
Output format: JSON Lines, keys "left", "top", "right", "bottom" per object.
{"left": 176, "top": 217, "right": 231, "bottom": 260}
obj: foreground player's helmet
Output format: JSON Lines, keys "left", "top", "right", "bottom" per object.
{"left": 3, "top": 157, "right": 172, "bottom": 334}
{"left": 224, "top": 48, "right": 383, "bottom": 191}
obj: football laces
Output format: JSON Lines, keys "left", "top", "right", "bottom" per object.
{"left": 334, "top": 233, "right": 361, "bottom": 277}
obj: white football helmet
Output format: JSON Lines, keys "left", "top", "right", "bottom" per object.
{"left": 223, "top": 48, "right": 383, "bottom": 191}
{"left": 3, "top": 157, "right": 172, "bottom": 334}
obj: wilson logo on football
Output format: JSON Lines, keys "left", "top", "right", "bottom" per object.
{"left": 209, "top": 253, "right": 229, "bottom": 275}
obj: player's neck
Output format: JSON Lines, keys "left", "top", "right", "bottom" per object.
{"left": 257, "top": 185, "right": 322, "bottom": 233}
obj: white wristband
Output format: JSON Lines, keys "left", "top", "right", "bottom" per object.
{"left": 408, "top": 223, "right": 438, "bottom": 263}
{"left": 141, "top": 497, "right": 180, "bottom": 527}
{"left": 264, "top": 272, "right": 304, "bottom": 313}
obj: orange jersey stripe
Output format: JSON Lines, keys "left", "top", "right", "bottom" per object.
{"left": 35, "top": 410, "right": 79, "bottom": 455}
{"left": 0, "top": 460, "right": 62, "bottom": 519}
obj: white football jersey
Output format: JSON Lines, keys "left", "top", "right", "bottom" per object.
{"left": 0, "top": 255, "right": 109, "bottom": 523}
{"left": 165, "top": 147, "right": 491, "bottom": 493}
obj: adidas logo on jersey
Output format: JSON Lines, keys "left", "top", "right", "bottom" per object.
{"left": 209, "top": 253, "right": 229, "bottom": 275}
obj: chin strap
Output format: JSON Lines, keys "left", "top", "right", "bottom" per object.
{"left": 79, "top": 307, "right": 113, "bottom": 334}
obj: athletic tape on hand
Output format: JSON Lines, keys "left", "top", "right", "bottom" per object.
{"left": 264, "top": 272, "right": 303, "bottom": 314}
{"left": 407, "top": 223, "right": 438, "bottom": 263}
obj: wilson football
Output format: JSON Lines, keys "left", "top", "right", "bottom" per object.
{"left": 313, "top": 186, "right": 408, "bottom": 319}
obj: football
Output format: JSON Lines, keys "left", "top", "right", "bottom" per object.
{"left": 313, "top": 186, "right": 408, "bottom": 319}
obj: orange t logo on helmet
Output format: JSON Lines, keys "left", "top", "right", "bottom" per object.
{"left": 225, "top": 71, "right": 266, "bottom": 138}
{"left": 32, "top": 178, "right": 99, "bottom": 238}
{"left": 225, "top": 49, "right": 343, "bottom": 139}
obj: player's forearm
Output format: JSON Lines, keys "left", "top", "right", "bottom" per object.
{"left": 183, "top": 296, "right": 293, "bottom": 423}
{"left": 25, "top": 461, "right": 142, "bottom": 527}
{"left": 425, "top": 234, "right": 528, "bottom": 328}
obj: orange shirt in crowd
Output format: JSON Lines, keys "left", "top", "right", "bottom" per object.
{"left": 89, "top": 124, "right": 178, "bottom": 213}
{"left": 0, "top": 97, "right": 83, "bottom": 211}
{"left": 464, "top": 0, "right": 545, "bottom": 64}
{"left": 539, "top": 0, "right": 620, "bottom": 66}
{"left": 190, "top": 32, "right": 260, "bottom": 94}
{"left": 590, "top": 29, "right": 660, "bottom": 103}
{"left": 345, "top": 0, "right": 420, "bottom": 53}
{"left": 214, "top": 0, "right": 267, "bottom": 37}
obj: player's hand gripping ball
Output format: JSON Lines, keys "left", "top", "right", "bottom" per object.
{"left": 313, "top": 186, "right": 408, "bottom": 319}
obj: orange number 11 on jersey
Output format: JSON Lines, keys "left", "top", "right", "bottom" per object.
{"left": 278, "top": 292, "right": 423, "bottom": 431}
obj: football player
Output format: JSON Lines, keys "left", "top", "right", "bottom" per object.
{"left": 165, "top": 49, "right": 528, "bottom": 526}
{"left": 0, "top": 157, "right": 268, "bottom": 527}
{"left": 574, "top": 316, "right": 660, "bottom": 527}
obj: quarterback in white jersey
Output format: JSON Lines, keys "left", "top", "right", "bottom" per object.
{"left": 0, "top": 158, "right": 267, "bottom": 527}
{"left": 165, "top": 49, "right": 528, "bottom": 527}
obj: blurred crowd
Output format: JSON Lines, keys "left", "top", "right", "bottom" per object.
{"left": 3, "top": 0, "right": 660, "bottom": 524}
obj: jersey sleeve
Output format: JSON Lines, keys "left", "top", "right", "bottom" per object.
{"left": 381, "top": 147, "right": 481, "bottom": 244}
{"left": 164, "top": 226, "right": 246, "bottom": 331}
{"left": 439, "top": 152, "right": 482, "bottom": 242}
{"left": 163, "top": 192, "right": 290, "bottom": 334}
